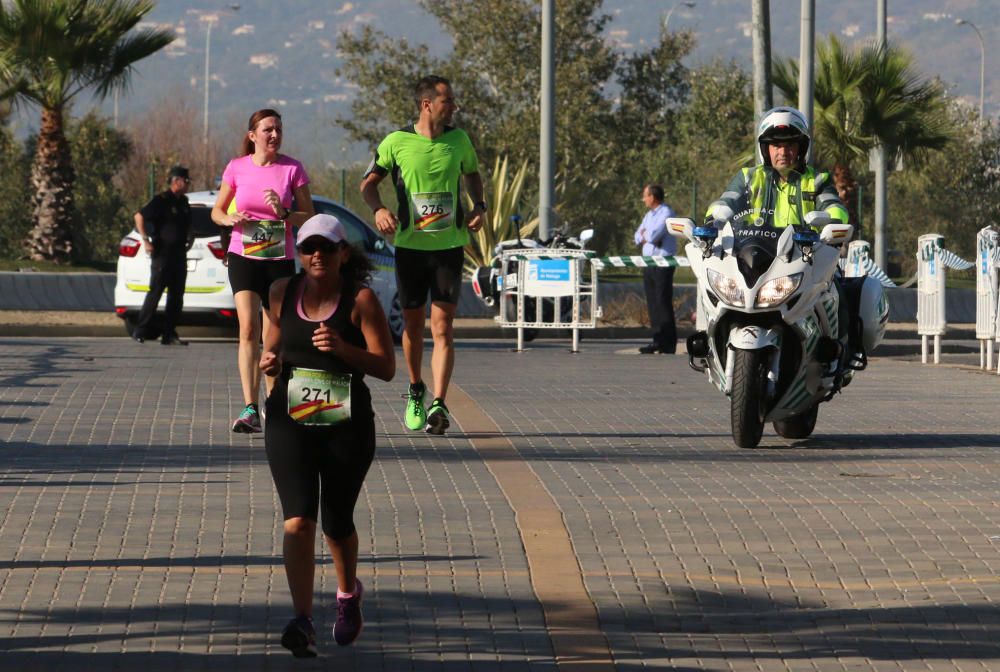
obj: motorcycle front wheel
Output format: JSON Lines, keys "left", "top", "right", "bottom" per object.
{"left": 772, "top": 404, "right": 819, "bottom": 439}
{"left": 730, "top": 348, "right": 768, "bottom": 449}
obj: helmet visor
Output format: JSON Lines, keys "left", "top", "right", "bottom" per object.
{"left": 761, "top": 125, "right": 806, "bottom": 142}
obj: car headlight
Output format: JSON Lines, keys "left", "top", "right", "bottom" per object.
{"left": 707, "top": 268, "right": 744, "bottom": 306}
{"left": 755, "top": 273, "right": 802, "bottom": 308}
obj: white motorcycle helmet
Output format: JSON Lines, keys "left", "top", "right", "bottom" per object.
{"left": 756, "top": 106, "right": 811, "bottom": 169}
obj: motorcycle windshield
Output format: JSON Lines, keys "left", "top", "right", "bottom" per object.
{"left": 731, "top": 223, "right": 781, "bottom": 288}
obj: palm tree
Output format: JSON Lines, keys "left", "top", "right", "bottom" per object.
{"left": 0, "top": 0, "right": 173, "bottom": 263}
{"left": 773, "top": 36, "right": 951, "bottom": 233}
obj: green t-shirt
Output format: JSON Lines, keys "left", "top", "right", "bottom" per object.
{"left": 371, "top": 125, "right": 479, "bottom": 251}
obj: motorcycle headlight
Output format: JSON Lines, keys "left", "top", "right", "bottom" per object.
{"left": 755, "top": 273, "right": 802, "bottom": 308}
{"left": 707, "top": 268, "right": 744, "bottom": 307}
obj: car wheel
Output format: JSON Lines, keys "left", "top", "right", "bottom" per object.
{"left": 388, "top": 292, "right": 404, "bottom": 344}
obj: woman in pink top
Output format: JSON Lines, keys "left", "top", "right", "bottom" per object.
{"left": 211, "top": 108, "right": 315, "bottom": 433}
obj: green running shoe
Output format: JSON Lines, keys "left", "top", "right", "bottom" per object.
{"left": 403, "top": 382, "right": 427, "bottom": 431}
{"left": 425, "top": 398, "right": 450, "bottom": 435}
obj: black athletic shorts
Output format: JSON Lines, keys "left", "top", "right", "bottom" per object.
{"left": 394, "top": 245, "right": 464, "bottom": 309}
{"left": 227, "top": 253, "right": 295, "bottom": 309}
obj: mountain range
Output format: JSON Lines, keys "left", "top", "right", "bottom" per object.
{"left": 8, "top": 0, "right": 994, "bottom": 167}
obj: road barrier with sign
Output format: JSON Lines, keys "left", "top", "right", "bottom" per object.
{"left": 974, "top": 227, "right": 1000, "bottom": 371}
{"left": 497, "top": 248, "right": 599, "bottom": 352}
{"left": 917, "top": 234, "right": 974, "bottom": 364}
{"left": 843, "top": 240, "right": 896, "bottom": 287}
{"left": 496, "top": 252, "right": 692, "bottom": 352}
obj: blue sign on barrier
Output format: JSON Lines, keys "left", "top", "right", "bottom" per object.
{"left": 529, "top": 259, "right": 571, "bottom": 282}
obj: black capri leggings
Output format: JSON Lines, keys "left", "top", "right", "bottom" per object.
{"left": 263, "top": 403, "right": 376, "bottom": 540}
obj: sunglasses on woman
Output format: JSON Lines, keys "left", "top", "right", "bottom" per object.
{"left": 297, "top": 239, "right": 342, "bottom": 255}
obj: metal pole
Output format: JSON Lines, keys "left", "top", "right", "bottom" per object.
{"left": 798, "top": 0, "right": 815, "bottom": 137}
{"left": 956, "top": 20, "right": 985, "bottom": 122}
{"left": 751, "top": 0, "right": 773, "bottom": 119}
{"left": 873, "top": 0, "right": 888, "bottom": 270}
{"left": 877, "top": 0, "right": 886, "bottom": 46}
{"left": 203, "top": 19, "right": 213, "bottom": 186}
{"left": 857, "top": 183, "right": 863, "bottom": 232}
{"left": 539, "top": 0, "right": 555, "bottom": 242}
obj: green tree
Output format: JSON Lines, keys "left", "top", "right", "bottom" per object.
{"left": 0, "top": 0, "right": 173, "bottom": 263}
{"left": 336, "top": 0, "right": 635, "bottom": 251}
{"left": 0, "top": 127, "right": 32, "bottom": 258}
{"left": 889, "top": 109, "right": 1000, "bottom": 265}
{"left": 628, "top": 59, "right": 753, "bottom": 229}
{"left": 68, "top": 112, "right": 131, "bottom": 263}
{"left": 773, "top": 36, "right": 951, "bottom": 233}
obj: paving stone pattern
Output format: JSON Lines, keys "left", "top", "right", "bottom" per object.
{"left": 1, "top": 336, "right": 999, "bottom": 670}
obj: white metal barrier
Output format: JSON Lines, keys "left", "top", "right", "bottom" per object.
{"left": 975, "top": 227, "right": 1000, "bottom": 370}
{"left": 497, "top": 248, "right": 599, "bottom": 352}
{"left": 916, "top": 233, "right": 974, "bottom": 364}
{"left": 843, "top": 240, "right": 896, "bottom": 287}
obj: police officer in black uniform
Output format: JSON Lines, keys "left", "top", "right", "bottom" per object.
{"left": 133, "top": 165, "right": 193, "bottom": 345}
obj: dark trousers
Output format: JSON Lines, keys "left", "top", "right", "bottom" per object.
{"left": 136, "top": 253, "right": 187, "bottom": 338}
{"left": 643, "top": 266, "right": 676, "bottom": 352}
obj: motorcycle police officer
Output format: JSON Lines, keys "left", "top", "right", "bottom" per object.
{"left": 706, "top": 106, "right": 849, "bottom": 230}
{"left": 132, "top": 165, "right": 193, "bottom": 345}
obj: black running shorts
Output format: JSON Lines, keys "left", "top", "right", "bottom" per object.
{"left": 394, "top": 245, "right": 464, "bottom": 309}
{"left": 227, "top": 253, "right": 295, "bottom": 309}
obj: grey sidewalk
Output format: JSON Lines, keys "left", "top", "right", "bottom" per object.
{"left": 2, "top": 337, "right": 1000, "bottom": 670}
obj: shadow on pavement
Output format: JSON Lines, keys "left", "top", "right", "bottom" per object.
{"left": 601, "top": 584, "right": 1000, "bottom": 663}
{"left": 0, "top": 553, "right": 483, "bottom": 572}
{"left": 2, "top": 586, "right": 998, "bottom": 667}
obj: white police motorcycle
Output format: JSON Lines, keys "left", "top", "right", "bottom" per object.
{"left": 669, "top": 206, "right": 888, "bottom": 448}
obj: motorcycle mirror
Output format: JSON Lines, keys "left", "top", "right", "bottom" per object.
{"left": 579, "top": 228, "right": 594, "bottom": 244}
{"left": 667, "top": 217, "right": 695, "bottom": 242}
{"left": 803, "top": 210, "right": 831, "bottom": 228}
{"left": 819, "top": 223, "right": 854, "bottom": 246}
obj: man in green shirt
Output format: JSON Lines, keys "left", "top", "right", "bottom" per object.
{"left": 361, "top": 75, "right": 486, "bottom": 436}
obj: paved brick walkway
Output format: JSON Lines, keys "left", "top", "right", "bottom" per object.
{"left": 1, "top": 336, "right": 999, "bottom": 670}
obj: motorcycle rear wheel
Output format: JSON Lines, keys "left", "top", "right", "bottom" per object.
{"left": 730, "top": 349, "right": 768, "bottom": 449}
{"left": 772, "top": 404, "right": 819, "bottom": 439}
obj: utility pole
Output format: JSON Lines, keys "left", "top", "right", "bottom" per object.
{"left": 539, "top": 0, "right": 555, "bottom": 241}
{"left": 873, "top": 0, "right": 888, "bottom": 269}
{"left": 798, "top": 0, "right": 815, "bottom": 140}
{"left": 752, "top": 0, "right": 773, "bottom": 119}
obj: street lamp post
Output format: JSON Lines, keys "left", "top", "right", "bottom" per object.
{"left": 202, "top": 15, "right": 215, "bottom": 171}
{"left": 202, "top": 4, "right": 240, "bottom": 187}
{"left": 663, "top": 1, "right": 695, "bottom": 32}
{"left": 956, "top": 18, "right": 985, "bottom": 122}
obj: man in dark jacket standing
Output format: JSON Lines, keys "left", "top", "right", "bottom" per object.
{"left": 133, "top": 165, "right": 193, "bottom": 345}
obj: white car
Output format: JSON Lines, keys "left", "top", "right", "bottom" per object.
{"left": 115, "top": 191, "right": 403, "bottom": 340}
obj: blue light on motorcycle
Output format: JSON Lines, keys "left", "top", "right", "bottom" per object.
{"left": 693, "top": 226, "right": 719, "bottom": 241}
{"left": 793, "top": 230, "right": 820, "bottom": 246}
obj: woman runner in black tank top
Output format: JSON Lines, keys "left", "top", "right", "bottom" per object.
{"left": 259, "top": 214, "right": 394, "bottom": 657}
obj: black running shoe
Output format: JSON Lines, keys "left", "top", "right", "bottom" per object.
{"left": 280, "top": 614, "right": 317, "bottom": 658}
{"left": 425, "top": 399, "right": 450, "bottom": 435}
